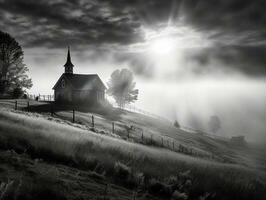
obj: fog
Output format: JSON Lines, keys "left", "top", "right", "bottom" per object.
{"left": 24, "top": 46, "right": 266, "bottom": 143}
{"left": 135, "top": 78, "right": 266, "bottom": 143}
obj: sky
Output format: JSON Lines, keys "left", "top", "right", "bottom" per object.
{"left": 0, "top": 0, "right": 266, "bottom": 142}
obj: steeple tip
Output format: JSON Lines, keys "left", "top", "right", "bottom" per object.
{"left": 64, "top": 46, "right": 74, "bottom": 73}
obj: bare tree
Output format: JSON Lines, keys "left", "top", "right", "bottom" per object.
{"left": 0, "top": 31, "right": 32, "bottom": 96}
{"left": 107, "top": 68, "right": 138, "bottom": 108}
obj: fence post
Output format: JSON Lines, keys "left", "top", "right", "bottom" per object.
{"left": 51, "top": 104, "right": 53, "bottom": 116}
{"left": 92, "top": 115, "right": 94, "bottom": 128}
{"left": 72, "top": 109, "right": 75, "bottom": 123}
{"left": 173, "top": 141, "right": 174, "bottom": 150}
{"left": 141, "top": 131, "right": 144, "bottom": 141}
{"left": 112, "top": 122, "right": 115, "bottom": 134}
{"left": 27, "top": 101, "right": 30, "bottom": 112}
{"left": 15, "top": 100, "right": 17, "bottom": 110}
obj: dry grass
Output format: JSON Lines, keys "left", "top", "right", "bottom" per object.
{"left": 0, "top": 108, "right": 266, "bottom": 200}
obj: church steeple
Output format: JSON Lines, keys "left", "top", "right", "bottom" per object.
{"left": 64, "top": 46, "right": 74, "bottom": 74}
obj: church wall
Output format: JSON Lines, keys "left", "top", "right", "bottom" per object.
{"left": 71, "top": 89, "right": 105, "bottom": 104}
{"left": 54, "top": 79, "right": 72, "bottom": 102}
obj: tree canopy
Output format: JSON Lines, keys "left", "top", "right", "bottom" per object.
{"left": 174, "top": 120, "right": 180, "bottom": 128}
{"left": 107, "top": 68, "right": 138, "bottom": 108}
{"left": 0, "top": 30, "right": 32, "bottom": 96}
{"left": 208, "top": 115, "right": 221, "bottom": 134}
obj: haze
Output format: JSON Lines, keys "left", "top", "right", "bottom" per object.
{"left": 1, "top": 0, "right": 266, "bottom": 142}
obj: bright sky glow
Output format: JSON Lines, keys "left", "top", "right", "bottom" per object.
{"left": 149, "top": 37, "right": 176, "bottom": 55}
{"left": 131, "top": 24, "right": 212, "bottom": 79}
{"left": 143, "top": 24, "right": 211, "bottom": 50}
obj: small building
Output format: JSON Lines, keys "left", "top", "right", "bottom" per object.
{"left": 230, "top": 136, "right": 246, "bottom": 146}
{"left": 52, "top": 47, "right": 106, "bottom": 105}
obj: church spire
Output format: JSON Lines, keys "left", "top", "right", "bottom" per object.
{"left": 64, "top": 46, "right": 74, "bottom": 74}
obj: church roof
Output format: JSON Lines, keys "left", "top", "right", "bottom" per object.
{"left": 52, "top": 73, "right": 106, "bottom": 90}
{"left": 64, "top": 46, "right": 74, "bottom": 67}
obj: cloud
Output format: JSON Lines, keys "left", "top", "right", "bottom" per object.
{"left": 1, "top": 0, "right": 266, "bottom": 47}
{"left": 182, "top": 0, "right": 266, "bottom": 44}
{"left": 191, "top": 45, "right": 266, "bottom": 77}
{"left": 0, "top": 0, "right": 143, "bottom": 48}
{"left": 1, "top": 0, "right": 266, "bottom": 77}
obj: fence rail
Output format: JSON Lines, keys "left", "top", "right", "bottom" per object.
{"left": 28, "top": 94, "right": 54, "bottom": 101}
{"left": 27, "top": 95, "right": 228, "bottom": 142}
{"left": 181, "top": 126, "right": 229, "bottom": 141}
{"left": 9, "top": 99, "right": 227, "bottom": 163}
{"left": 112, "top": 103, "right": 172, "bottom": 124}
{"left": 29, "top": 94, "right": 171, "bottom": 123}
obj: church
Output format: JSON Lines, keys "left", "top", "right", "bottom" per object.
{"left": 52, "top": 47, "right": 106, "bottom": 105}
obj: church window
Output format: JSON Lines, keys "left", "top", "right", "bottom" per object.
{"left": 61, "top": 79, "right": 65, "bottom": 88}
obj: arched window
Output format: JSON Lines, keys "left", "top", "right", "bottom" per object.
{"left": 61, "top": 79, "right": 65, "bottom": 88}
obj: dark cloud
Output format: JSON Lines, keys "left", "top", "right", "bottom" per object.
{"left": 1, "top": 0, "right": 266, "bottom": 43}
{"left": 0, "top": 0, "right": 143, "bottom": 48}
{"left": 191, "top": 45, "right": 266, "bottom": 77}
{"left": 182, "top": 0, "right": 266, "bottom": 42}
{"left": 1, "top": 0, "right": 266, "bottom": 47}
{"left": 1, "top": 0, "right": 266, "bottom": 76}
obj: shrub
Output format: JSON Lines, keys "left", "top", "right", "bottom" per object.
{"left": 178, "top": 170, "right": 191, "bottom": 183}
{"left": 184, "top": 180, "right": 192, "bottom": 188}
{"left": 174, "top": 120, "right": 180, "bottom": 128}
{"left": 94, "top": 162, "right": 105, "bottom": 175}
{"left": 114, "top": 162, "right": 131, "bottom": 180}
{"left": 171, "top": 190, "right": 188, "bottom": 200}
{"left": 148, "top": 178, "right": 172, "bottom": 197}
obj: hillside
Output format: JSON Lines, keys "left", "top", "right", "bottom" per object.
{"left": 0, "top": 99, "right": 266, "bottom": 200}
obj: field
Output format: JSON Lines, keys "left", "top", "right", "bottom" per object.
{"left": 0, "top": 99, "right": 266, "bottom": 200}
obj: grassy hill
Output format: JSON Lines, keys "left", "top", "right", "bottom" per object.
{"left": 0, "top": 99, "right": 266, "bottom": 200}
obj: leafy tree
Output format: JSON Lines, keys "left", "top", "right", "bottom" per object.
{"left": 0, "top": 30, "right": 32, "bottom": 96}
{"left": 174, "top": 120, "right": 180, "bottom": 128}
{"left": 12, "top": 87, "right": 24, "bottom": 98}
{"left": 107, "top": 68, "right": 138, "bottom": 108}
{"left": 208, "top": 115, "right": 221, "bottom": 134}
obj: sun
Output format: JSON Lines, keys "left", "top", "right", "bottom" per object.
{"left": 143, "top": 27, "right": 177, "bottom": 56}
{"left": 149, "top": 37, "right": 176, "bottom": 55}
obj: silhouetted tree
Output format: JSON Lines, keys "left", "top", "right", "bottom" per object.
{"left": 12, "top": 87, "right": 24, "bottom": 98}
{"left": 208, "top": 115, "right": 221, "bottom": 134}
{"left": 174, "top": 120, "right": 180, "bottom": 128}
{"left": 0, "top": 30, "right": 32, "bottom": 96}
{"left": 107, "top": 68, "right": 138, "bottom": 108}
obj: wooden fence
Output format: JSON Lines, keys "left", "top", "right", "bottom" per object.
{"left": 28, "top": 94, "right": 54, "bottom": 101}
{"left": 112, "top": 103, "right": 172, "bottom": 124}
{"left": 11, "top": 99, "right": 225, "bottom": 163}
{"left": 29, "top": 94, "right": 171, "bottom": 123}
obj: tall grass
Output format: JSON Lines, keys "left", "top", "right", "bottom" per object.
{"left": 0, "top": 108, "right": 266, "bottom": 200}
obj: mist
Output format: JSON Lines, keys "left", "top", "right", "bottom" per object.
{"left": 135, "top": 77, "right": 266, "bottom": 143}
{"left": 24, "top": 46, "right": 266, "bottom": 143}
